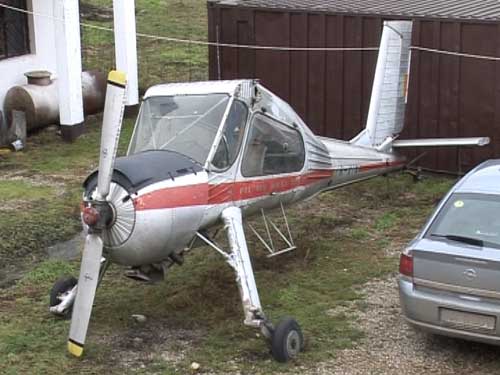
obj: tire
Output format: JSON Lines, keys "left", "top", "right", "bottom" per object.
{"left": 271, "top": 317, "right": 304, "bottom": 362}
{"left": 49, "top": 276, "right": 77, "bottom": 318}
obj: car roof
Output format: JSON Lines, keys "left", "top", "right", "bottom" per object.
{"left": 454, "top": 159, "right": 500, "bottom": 195}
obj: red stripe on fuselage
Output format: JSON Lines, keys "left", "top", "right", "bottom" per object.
{"left": 134, "top": 170, "right": 333, "bottom": 211}
{"left": 133, "top": 160, "right": 405, "bottom": 211}
{"left": 208, "top": 171, "right": 328, "bottom": 204}
{"left": 359, "top": 160, "right": 406, "bottom": 172}
{"left": 134, "top": 183, "right": 208, "bottom": 211}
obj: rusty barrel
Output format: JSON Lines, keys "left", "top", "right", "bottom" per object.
{"left": 3, "top": 70, "right": 107, "bottom": 133}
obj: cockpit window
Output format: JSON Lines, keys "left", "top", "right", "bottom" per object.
{"left": 129, "top": 94, "right": 230, "bottom": 165}
{"left": 211, "top": 100, "right": 248, "bottom": 170}
{"left": 241, "top": 113, "right": 305, "bottom": 177}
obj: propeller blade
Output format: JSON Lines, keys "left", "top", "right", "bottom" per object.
{"left": 97, "top": 70, "right": 127, "bottom": 200}
{"left": 68, "top": 234, "right": 103, "bottom": 357}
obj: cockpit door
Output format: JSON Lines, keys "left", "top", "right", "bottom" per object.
{"left": 237, "top": 112, "right": 306, "bottom": 213}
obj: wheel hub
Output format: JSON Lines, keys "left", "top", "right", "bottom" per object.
{"left": 286, "top": 331, "right": 301, "bottom": 357}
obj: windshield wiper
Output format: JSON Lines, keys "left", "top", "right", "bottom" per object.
{"left": 432, "top": 234, "right": 484, "bottom": 247}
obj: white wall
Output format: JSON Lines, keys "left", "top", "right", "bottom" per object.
{"left": 0, "top": 1, "right": 58, "bottom": 114}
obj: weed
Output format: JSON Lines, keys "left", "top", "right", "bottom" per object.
{"left": 374, "top": 212, "right": 399, "bottom": 232}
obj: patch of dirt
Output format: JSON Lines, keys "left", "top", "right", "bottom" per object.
{"left": 46, "top": 231, "right": 84, "bottom": 261}
{"left": 312, "top": 275, "right": 500, "bottom": 375}
{"left": 0, "top": 265, "right": 26, "bottom": 289}
{"left": 98, "top": 320, "right": 204, "bottom": 370}
{"left": 0, "top": 173, "right": 68, "bottom": 196}
{"left": 0, "top": 200, "right": 33, "bottom": 211}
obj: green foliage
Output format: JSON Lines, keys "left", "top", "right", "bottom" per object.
{"left": 22, "top": 260, "right": 76, "bottom": 286}
{"left": 374, "top": 212, "right": 399, "bottom": 231}
{"left": 0, "top": 180, "right": 53, "bottom": 201}
{"left": 81, "top": 0, "right": 209, "bottom": 89}
{"left": 349, "top": 227, "right": 370, "bottom": 240}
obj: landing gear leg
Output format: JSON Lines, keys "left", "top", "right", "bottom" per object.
{"left": 220, "top": 207, "right": 304, "bottom": 362}
{"left": 49, "top": 257, "right": 110, "bottom": 318}
{"left": 405, "top": 166, "right": 423, "bottom": 182}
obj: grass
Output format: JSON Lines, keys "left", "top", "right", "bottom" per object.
{"left": 0, "top": 111, "right": 454, "bottom": 373}
{"left": 0, "top": 117, "right": 135, "bottom": 285}
{"left": 0, "top": 117, "right": 455, "bottom": 372}
{"left": 80, "top": 0, "right": 208, "bottom": 90}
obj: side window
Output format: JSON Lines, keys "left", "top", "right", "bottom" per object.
{"left": 211, "top": 100, "right": 248, "bottom": 170}
{"left": 241, "top": 114, "right": 305, "bottom": 177}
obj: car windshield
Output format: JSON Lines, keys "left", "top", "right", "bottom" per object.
{"left": 427, "top": 193, "right": 500, "bottom": 249}
{"left": 128, "top": 94, "right": 230, "bottom": 165}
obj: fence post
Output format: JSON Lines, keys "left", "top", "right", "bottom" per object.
{"left": 54, "top": 0, "right": 85, "bottom": 141}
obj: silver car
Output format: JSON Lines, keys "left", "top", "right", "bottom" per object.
{"left": 399, "top": 159, "right": 500, "bottom": 344}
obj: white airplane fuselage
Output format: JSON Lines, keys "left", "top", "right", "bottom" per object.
{"left": 89, "top": 81, "right": 405, "bottom": 267}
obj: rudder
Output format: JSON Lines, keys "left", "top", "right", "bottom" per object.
{"left": 351, "top": 21, "right": 413, "bottom": 150}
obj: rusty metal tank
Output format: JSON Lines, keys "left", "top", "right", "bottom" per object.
{"left": 3, "top": 70, "right": 107, "bottom": 132}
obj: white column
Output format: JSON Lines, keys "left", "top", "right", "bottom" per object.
{"left": 53, "top": 0, "right": 84, "bottom": 127}
{"left": 113, "top": 0, "right": 139, "bottom": 106}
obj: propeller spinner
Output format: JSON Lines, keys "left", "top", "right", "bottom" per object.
{"left": 68, "top": 70, "right": 127, "bottom": 357}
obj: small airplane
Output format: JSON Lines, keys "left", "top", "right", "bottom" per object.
{"left": 49, "top": 21, "right": 490, "bottom": 362}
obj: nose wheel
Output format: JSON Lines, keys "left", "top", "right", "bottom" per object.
{"left": 49, "top": 276, "right": 78, "bottom": 318}
{"left": 270, "top": 317, "right": 304, "bottom": 362}
{"left": 49, "top": 258, "right": 111, "bottom": 318}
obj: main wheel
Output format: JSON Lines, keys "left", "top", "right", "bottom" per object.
{"left": 49, "top": 276, "right": 77, "bottom": 318}
{"left": 271, "top": 317, "right": 304, "bottom": 362}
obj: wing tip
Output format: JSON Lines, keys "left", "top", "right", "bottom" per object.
{"left": 68, "top": 340, "right": 84, "bottom": 357}
{"left": 479, "top": 137, "right": 491, "bottom": 146}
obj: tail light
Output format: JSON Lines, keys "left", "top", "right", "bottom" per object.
{"left": 399, "top": 253, "right": 413, "bottom": 278}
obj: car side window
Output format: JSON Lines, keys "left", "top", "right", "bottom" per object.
{"left": 241, "top": 113, "right": 305, "bottom": 177}
{"left": 211, "top": 100, "right": 248, "bottom": 170}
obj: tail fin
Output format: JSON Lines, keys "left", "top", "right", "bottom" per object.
{"left": 351, "top": 21, "right": 413, "bottom": 150}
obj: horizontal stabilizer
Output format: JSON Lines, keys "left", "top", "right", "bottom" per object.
{"left": 393, "top": 137, "right": 490, "bottom": 148}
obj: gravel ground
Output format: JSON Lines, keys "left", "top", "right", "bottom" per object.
{"left": 313, "top": 275, "right": 500, "bottom": 375}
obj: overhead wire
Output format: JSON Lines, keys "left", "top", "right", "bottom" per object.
{"left": 2, "top": 3, "right": 500, "bottom": 59}
{"left": 410, "top": 46, "right": 500, "bottom": 61}
{"left": 0, "top": 3, "right": 378, "bottom": 52}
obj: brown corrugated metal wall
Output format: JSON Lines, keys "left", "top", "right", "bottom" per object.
{"left": 208, "top": 4, "right": 499, "bottom": 172}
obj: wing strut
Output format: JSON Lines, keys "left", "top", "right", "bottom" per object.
{"left": 248, "top": 202, "right": 296, "bottom": 258}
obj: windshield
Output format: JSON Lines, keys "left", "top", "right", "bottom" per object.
{"left": 128, "top": 94, "right": 230, "bottom": 165}
{"left": 426, "top": 193, "right": 500, "bottom": 249}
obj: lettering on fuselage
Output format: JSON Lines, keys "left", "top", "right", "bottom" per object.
{"left": 237, "top": 176, "right": 302, "bottom": 199}
{"left": 334, "top": 166, "right": 360, "bottom": 178}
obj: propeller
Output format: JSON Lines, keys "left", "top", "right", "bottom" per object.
{"left": 67, "top": 70, "right": 127, "bottom": 358}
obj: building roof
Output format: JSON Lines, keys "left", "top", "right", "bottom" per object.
{"left": 211, "top": 0, "right": 500, "bottom": 21}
